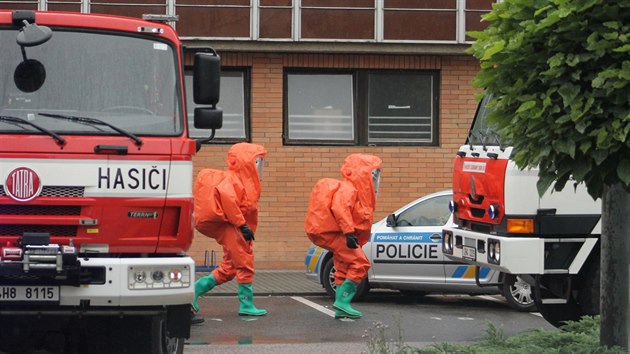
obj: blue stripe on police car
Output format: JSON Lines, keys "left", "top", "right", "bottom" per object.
{"left": 372, "top": 233, "right": 440, "bottom": 243}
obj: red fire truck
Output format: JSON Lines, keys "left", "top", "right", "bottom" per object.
{"left": 443, "top": 95, "right": 601, "bottom": 327}
{"left": 0, "top": 10, "right": 221, "bottom": 354}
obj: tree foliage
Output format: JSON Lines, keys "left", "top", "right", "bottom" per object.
{"left": 467, "top": 0, "right": 630, "bottom": 198}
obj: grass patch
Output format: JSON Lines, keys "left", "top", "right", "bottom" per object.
{"left": 364, "top": 316, "right": 626, "bottom": 354}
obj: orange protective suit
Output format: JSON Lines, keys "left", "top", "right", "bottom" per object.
{"left": 305, "top": 154, "right": 382, "bottom": 285}
{"left": 194, "top": 142, "right": 267, "bottom": 284}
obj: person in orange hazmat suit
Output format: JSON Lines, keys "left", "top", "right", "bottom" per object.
{"left": 192, "top": 142, "right": 268, "bottom": 322}
{"left": 304, "top": 153, "right": 382, "bottom": 319}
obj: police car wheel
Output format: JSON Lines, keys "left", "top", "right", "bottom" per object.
{"left": 502, "top": 274, "right": 536, "bottom": 312}
{"left": 322, "top": 256, "right": 369, "bottom": 301}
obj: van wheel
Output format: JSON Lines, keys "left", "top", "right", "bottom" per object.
{"left": 322, "top": 256, "right": 369, "bottom": 301}
{"left": 502, "top": 274, "right": 536, "bottom": 312}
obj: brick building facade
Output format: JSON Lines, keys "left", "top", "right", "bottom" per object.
{"left": 4, "top": 0, "right": 492, "bottom": 269}
{"left": 189, "top": 52, "right": 480, "bottom": 269}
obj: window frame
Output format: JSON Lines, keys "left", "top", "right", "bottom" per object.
{"left": 283, "top": 68, "right": 358, "bottom": 146}
{"left": 283, "top": 68, "right": 440, "bottom": 146}
{"left": 185, "top": 66, "right": 251, "bottom": 144}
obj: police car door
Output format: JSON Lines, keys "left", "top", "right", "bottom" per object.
{"left": 369, "top": 193, "right": 451, "bottom": 283}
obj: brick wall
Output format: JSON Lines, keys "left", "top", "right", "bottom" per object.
{"left": 188, "top": 52, "right": 481, "bottom": 270}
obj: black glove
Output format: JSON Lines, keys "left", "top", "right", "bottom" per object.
{"left": 345, "top": 234, "right": 359, "bottom": 249}
{"left": 239, "top": 224, "right": 255, "bottom": 241}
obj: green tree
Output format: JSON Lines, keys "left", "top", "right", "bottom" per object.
{"left": 467, "top": 0, "right": 630, "bottom": 350}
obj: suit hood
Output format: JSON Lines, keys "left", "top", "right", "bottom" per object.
{"left": 227, "top": 142, "right": 268, "bottom": 204}
{"left": 341, "top": 153, "right": 382, "bottom": 211}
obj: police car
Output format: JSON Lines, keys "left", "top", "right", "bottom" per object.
{"left": 305, "top": 190, "right": 536, "bottom": 312}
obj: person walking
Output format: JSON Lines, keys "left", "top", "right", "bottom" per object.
{"left": 304, "top": 153, "right": 382, "bottom": 319}
{"left": 192, "top": 142, "right": 268, "bottom": 323}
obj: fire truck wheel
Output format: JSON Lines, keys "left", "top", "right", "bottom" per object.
{"left": 0, "top": 323, "right": 33, "bottom": 353}
{"left": 152, "top": 316, "right": 185, "bottom": 354}
{"left": 322, "top": 256, "right": 369, "bottom": 301}
{"left": 576, "top": 244, "right": 600, "bottom": 316}
{"left": 535, "top": 300, "right": 582, "bottom": 328}
{"left": 502, "top": 274, "right": 536, "bottom": 312}
{"left": 533, "top": 276, "right": 582, "bottom": 328}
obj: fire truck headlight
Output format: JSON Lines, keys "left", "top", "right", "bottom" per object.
{"left": 487, "top": 239, "right": 501, "bottom": 264}
{"left": 448, "top": 200, "right": 457, "bottom": 213}
{"left": 169, "top": 270, "right": 183, "bottom": 282}
{"left": 494, "top": 242, "right": 501, "bottom": 262}
{"left": 488, "top": 204, "right": 500, "bottom": 220}
{"left": 134, "top": 271, "right": 146, "bottom": 283}
{"left": 128, "top": 265, "right": 190, "bottom": 290}
{"left": 151, "top": 270, "right": 164, "bottom": 282}
{"left": 443, "top": 232, "right": 453, "bottom": 253}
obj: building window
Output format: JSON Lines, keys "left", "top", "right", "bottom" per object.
{"left": 284, "top": 70, "right": 439, "bottom": 146}
{"left": 185, "top": 68, "right": 249, "bottom": 142}
{"left": 286, "top": 73, "right": 355, "bottom": 142}
{"left": 368, "top": 72, "right": 436, "bottom": 144}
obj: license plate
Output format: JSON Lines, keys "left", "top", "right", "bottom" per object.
{"left": 0, "top": 286, "right": 60, "bottom": 303}
{"left": 462, "top": 245, "right": 476, "bottom": 261}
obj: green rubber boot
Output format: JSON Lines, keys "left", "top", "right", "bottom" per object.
{"left": 334, "top": 310, "right": 361, "bottom": 319}
{"left": 332, "top": 279, "right": 362, "bottom": 318}
{"left": 192, "top": 274, "right": 217, "bottom": 312}
{"left": 238, "top": 283, "right": 268, "bottom": 316}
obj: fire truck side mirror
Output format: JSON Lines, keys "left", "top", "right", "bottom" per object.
{"left": 194, "top": 107, "right": 222, "bottom": 131}
{"left": 193, "top": 52, "right": 220, "bottom": 106}
{"left": 191, "top": 49, "right": 222, "bottom": 150}
{"left": 194, "top": 106, "right": 223, "bottom": 151}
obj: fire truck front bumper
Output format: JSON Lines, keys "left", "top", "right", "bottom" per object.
{"left": 442, "top": 227, "right": 598, "bottom": 275}
{"left": 0, "top": 257, "right": 194, "bottom": 309}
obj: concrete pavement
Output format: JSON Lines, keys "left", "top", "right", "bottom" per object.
{"left": 194, "top": 270, "right": 326, "bottom": 296}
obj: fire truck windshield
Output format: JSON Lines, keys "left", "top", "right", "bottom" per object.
{"left": 468, "top": 94, "right": 509, "bottom": 147}
{"left": 0, "top": 28, "right": 182, "bottom": 136}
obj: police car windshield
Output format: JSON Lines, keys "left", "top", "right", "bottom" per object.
{"left": 468, "top": 94, "right": 509, "bottom": 147}
{"left": 0, "top": 28, "right": 182, "bottom": 136}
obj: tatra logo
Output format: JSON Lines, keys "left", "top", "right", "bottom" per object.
{"left": 5, "top": 167, "right": 42, "bottom": 202}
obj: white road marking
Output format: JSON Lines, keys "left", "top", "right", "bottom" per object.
{"left": 430, "top": 317, "right": 442, "bottom": 320}
{"left": 531, "top": 312, "right": 543, "bottom": 318}
{"left": 458, "top": 317, "right": 475, "bottom": 320}
{"left": 291, "top": 296, "right": 336, "bottom": 318}
{"left": 478, "top": 295, "right": 506, "bottom": 304}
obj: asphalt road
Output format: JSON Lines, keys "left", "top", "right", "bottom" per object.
{"left": 186, "top": 291, "right": 555, "bottom": 354}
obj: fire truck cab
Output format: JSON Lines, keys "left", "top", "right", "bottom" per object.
{"left": 0, "top": 10, "right": 221, "bottom": 354}
{"left": 442, "top": 95, "right": 601, "bottom": 327}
